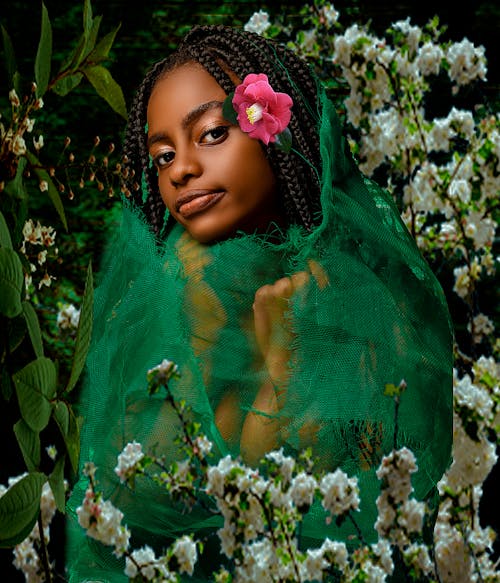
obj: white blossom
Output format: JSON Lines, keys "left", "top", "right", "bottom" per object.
{"left": 244, "top": 10, "right": 271, "bottom": 35}
{"left": 320, "top": 468, "right": 360, "bottom": 516}
{"left": 322, "top": 4, "right": 339, "bottom": 26}
{"left": 9, "top": 88, "right": 20, "bottom": 106}
{"left": 77, "top": 487, "right": 130, "bottom": 556}
{"left": 33, "top": 134, "right": 44, "bottom": 150}
{"left": 114, "top": 441, "right": 145, "bottom": 482}
{"left": 172, "top": 535, "right": 197, "bottom": 575}
{"left": 12, "top": 134, "right": 26, "bottom": 156}
{"left": 125, "top": 545, "right": 158, "bottom": 579}
{"left": 56, "top": 303, "right": 80, "bottom": 329}
{"left": 147, "top": 358, "right": 180, "bottom": 384}
{"left": 416, "top": 41, "right": 444, "bottom": 76}
{"left": 446, "top": 38, "right": 487, "bottom": 85}
{"left": 288, "top": 471, "right": 317, "bottom": 508}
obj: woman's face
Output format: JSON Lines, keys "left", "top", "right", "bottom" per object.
{"left": 147, "top": 63, "right": 280, "bottom": 243}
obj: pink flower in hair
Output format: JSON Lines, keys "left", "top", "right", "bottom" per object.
{"left": 232, "top": 74, "right": 293, "bottom": 145}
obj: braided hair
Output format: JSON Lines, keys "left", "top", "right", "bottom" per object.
{"left": 123, "top": 24, "right": 323, "bottom": 237}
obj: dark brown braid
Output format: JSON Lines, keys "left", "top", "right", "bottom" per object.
{"left": 122, "top": 24, "right": 323, "bottom": 236}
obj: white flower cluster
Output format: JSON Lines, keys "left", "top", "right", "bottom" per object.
{"left": 114, "top": 440, "right": 145, "bottom": 483}
{"left": 243, "top": 10, "right": 271, "bottom": 35}
{"left": 434, "top": 360, "right": 499, "bottom": 581}
{"left": 20, "top": 219, "right": 58, "bottom": 292}
{"left": 56, "top": 303, "right": 80, "bottom": 330}
{"left": 375, "top": 448, "right": 426, "bottom": 546}
{"left": 76, "top": 486, "right": 131, "bottom": 556}
{"left": 330, "top": 10, "right": 498, "bottom": 335}
{"left": 1, "top": 88, "right": 43, "bottom": 159}
{"left": 124, "top": 536, "right": 197, "bottom": 581}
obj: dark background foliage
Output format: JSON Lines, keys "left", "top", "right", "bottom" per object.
{"left": 1, "top": 0, "right": 498, "bottom": 579}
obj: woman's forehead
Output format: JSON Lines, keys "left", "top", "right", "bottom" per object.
{"left": 147, "top": 63, "right": 227, "bottom": 126}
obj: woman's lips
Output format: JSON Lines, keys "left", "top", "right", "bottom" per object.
{"left": 176, "top": 190, "right": 225, "bottom": 218}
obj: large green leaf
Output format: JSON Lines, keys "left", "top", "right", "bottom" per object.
{"left": 0, "top": 247, "right": 23, "bottom": 318}
{"left": 1, "top": 25, "right": 17, "bottom": 89}
{"left": 22, "top": 301, "right": 44, "bottom": 358}
{"left": 0, "top": 472, "right": 46, "bottom": 547}
{"left": 0, "top": 210, "right": 13, "bottom": 249}
{"left": 83, "top": 65, "right": 127, "bottom": 119}
{"left": 34, "top": 2, "right": 52, "bottom": 96}
{"left": 13, "top": 419, "right": 41, "bottom": 472}
{"left": 13, "top": 357, "right": 57, "bottom": 432}
{"left": 66, "top": 262, "right": 93, "bottom": 394}
{"left": 24, "top": 150, "right": 67, "bottom": 231}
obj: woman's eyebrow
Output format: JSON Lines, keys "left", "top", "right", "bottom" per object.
{"left": 182, "top": 100, "right": 224, "bottom": 129}
{"left": 147, "top": 100, "right": 224, "bottom": 148}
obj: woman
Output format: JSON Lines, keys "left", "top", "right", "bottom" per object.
{"left": 66, "top": 24, "right": 453, "bottom": 581}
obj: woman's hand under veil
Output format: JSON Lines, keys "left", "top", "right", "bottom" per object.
{"left": 240, "top": 270, "right": 310, "bottom": 464}
{"left": 241, "top": 260, "right": 330, "bottom": 464}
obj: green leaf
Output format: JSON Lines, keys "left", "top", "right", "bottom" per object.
{"left": 66, "top": 262, "right": 93, "bottom": 394}
{"left": 1, "top": 25, "right": 17, "bottom": 90}
{"left": 89, "top": 23, "right": 121, "bottom": 61}
{"left": 22, "top": 301, "right": 44, "bottom": 358}
{"left": 52, "top": 72, "right": 83, "bottom": 96}
{"left": 34, "top": 2, "right": 52, "bottom": 96}
{"left": 274, "top": 127, "right": 292, "bottom": 153}
{"left": 83, "top": 65, "right": 127, "bottom": 119}
{"left": 0, "top": 211, "right": 13, "bottom": 249}
{"left": 13, "top": 357, "right": 57, "bottom": 431}
{"left": 24, "top": 150, "right": 67, "bottom": 231}
{"left": 13, "top": 419, "right": 41, "bottom": 471}
{"left": 82, "top": 15, "right": 102, "bottom": 61}
{"left": 0, "top": 247, "right": 24, "bottom": 317}
{"left": 0, "top": 472, "right": 46, "bottom": 547}
{"left": 49, "top": 456, "right": 66, "bottom": 513}
{"left": 222, "top": 92, "right": 238, "bottom": 125}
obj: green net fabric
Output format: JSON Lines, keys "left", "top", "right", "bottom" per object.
{"left": 65, "top": 90, "right": 453, "bottom": 582}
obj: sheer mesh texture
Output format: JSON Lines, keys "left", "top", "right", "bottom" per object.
{"left": 65, "top": 91, "right": 453, "bottom": 582}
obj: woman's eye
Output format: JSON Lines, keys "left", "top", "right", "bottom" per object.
{"left": 152, "top": 151, "right": 174, "bottom": 168}
{"left": 201, "top": 125, "right": 229, "bottom": 144}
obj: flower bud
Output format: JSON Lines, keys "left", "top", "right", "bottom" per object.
{"left": 9, "top": 89, "right": 20, "bottom": 107}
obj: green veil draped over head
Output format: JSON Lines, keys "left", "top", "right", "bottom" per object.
{"left": 65, "top": 55, "right": 453, "bottom": 582}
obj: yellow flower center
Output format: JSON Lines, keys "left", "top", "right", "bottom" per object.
{"left": 246, "top": 103, "right": 264, "bottom": 125}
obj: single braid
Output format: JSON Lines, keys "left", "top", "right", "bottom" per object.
{"left": 123, "top": 24, "right": 324, "bottom": 235}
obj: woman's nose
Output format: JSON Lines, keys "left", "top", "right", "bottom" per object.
{"left": 169, "top": 147, "right": 202, "bottom": 186}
